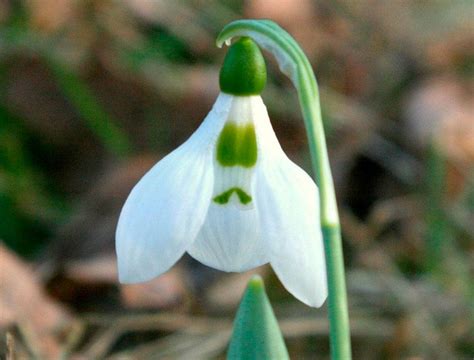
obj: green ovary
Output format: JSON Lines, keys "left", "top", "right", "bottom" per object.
{"left": 216, "top": 122, "right": 257, "bottom": 167}
{"left": 213, "top": 187, "right": 252, "bottom": 205}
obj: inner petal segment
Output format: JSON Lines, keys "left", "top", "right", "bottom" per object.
{"left": 187, "top": 96, "right": 268, "bottom": 271}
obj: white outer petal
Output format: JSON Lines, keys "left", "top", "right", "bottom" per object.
{"left": 115, "top": 93, "right": 233, "bottom": 283}
{"left": 252, "top": 96, "right": 328, "bottom": 307}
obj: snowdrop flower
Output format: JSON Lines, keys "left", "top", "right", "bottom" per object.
{"left": 116, "top": 37, "right": 327, "bottom": 307}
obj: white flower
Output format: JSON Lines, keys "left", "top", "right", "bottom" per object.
{"left": 116, "top": 93, "right": 328, "bottom": 307}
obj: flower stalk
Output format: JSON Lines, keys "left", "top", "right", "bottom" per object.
{"left": 217, "top": 20, "right": 352, "bottom": 359}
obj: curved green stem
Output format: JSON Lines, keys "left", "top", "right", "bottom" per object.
{"left": 217, "top": 20, "right": 351, "bottom": 359}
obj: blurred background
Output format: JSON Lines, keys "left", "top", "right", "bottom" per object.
{"left": 0, "top": 0, "right": 473, "bottom": 358}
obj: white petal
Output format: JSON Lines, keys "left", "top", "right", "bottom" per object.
{"left": 187, "top": 96, "right": 268, "bottom": 271}
{"left": 253, "top": 97, "right": 327, "bottom": 307}
{"left": 187, "top": 201, "right": 268, "bottom": 271}
{"left": 116, "top": 93, "right": 233, "bottom": 283}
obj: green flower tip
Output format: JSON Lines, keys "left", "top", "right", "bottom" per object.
{"left": 227, "top": 274, "right": 289, "bottom": 360}
{"left": 247, "top": 274, "right": 264, "bottom": 290}
{"left": 219, "top": 37, "right": 267, "bottom": 96}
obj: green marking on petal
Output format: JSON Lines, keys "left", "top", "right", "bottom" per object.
{"left": 240, "top": 123, "right": 258, "bottom": 167}
{"left": 235, "top": 188, "right": 252, "bottom": 204}
{"left": 216, "top": 122, "right": 257, "bottom": 167}
{"left": 213, "top": 187, "right": 252, "bottom": 205}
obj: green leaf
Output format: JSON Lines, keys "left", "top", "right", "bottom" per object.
{"left": 227, "top": 275, "right": 289, "bottom": 360}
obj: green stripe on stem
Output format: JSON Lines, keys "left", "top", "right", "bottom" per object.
{"left": 217, "top": 20, "right": 352, "bottom": 359}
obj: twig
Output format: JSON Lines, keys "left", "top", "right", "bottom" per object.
{"left": 81, "top": 323, "right": 126, "bottom": 359}
{"left": 58, "top": 320, "right": 86, "bottom": 360}
{"left": 16, "top": 322, "right": 42, "bottom": 359}
{"left": 6, "top": 332, "right": 15, "bottom": 360}
{"left": 106, "top": 332, "right": 207, "bottom": 360}
{"left": 172, "top": 331, "right": 231, "bottom": 360}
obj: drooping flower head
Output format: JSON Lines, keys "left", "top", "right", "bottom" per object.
{"left": 116, "top": 37, "right": 327, "bottom": 307}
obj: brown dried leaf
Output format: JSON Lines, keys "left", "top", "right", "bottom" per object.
{"left": 404, "top": 76, "right": 474, "bottom": 161}
{"left": 26, "top": 0, "right": 77, "bottom": 33}
{"left": 245, "top": 0, "right": 320, "bottom": 56}
{"left": 121, "top": 266, "right": 188, "bottom": 309}
{"left": 0, "top": 244, "right": 72, "bottom": 358}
